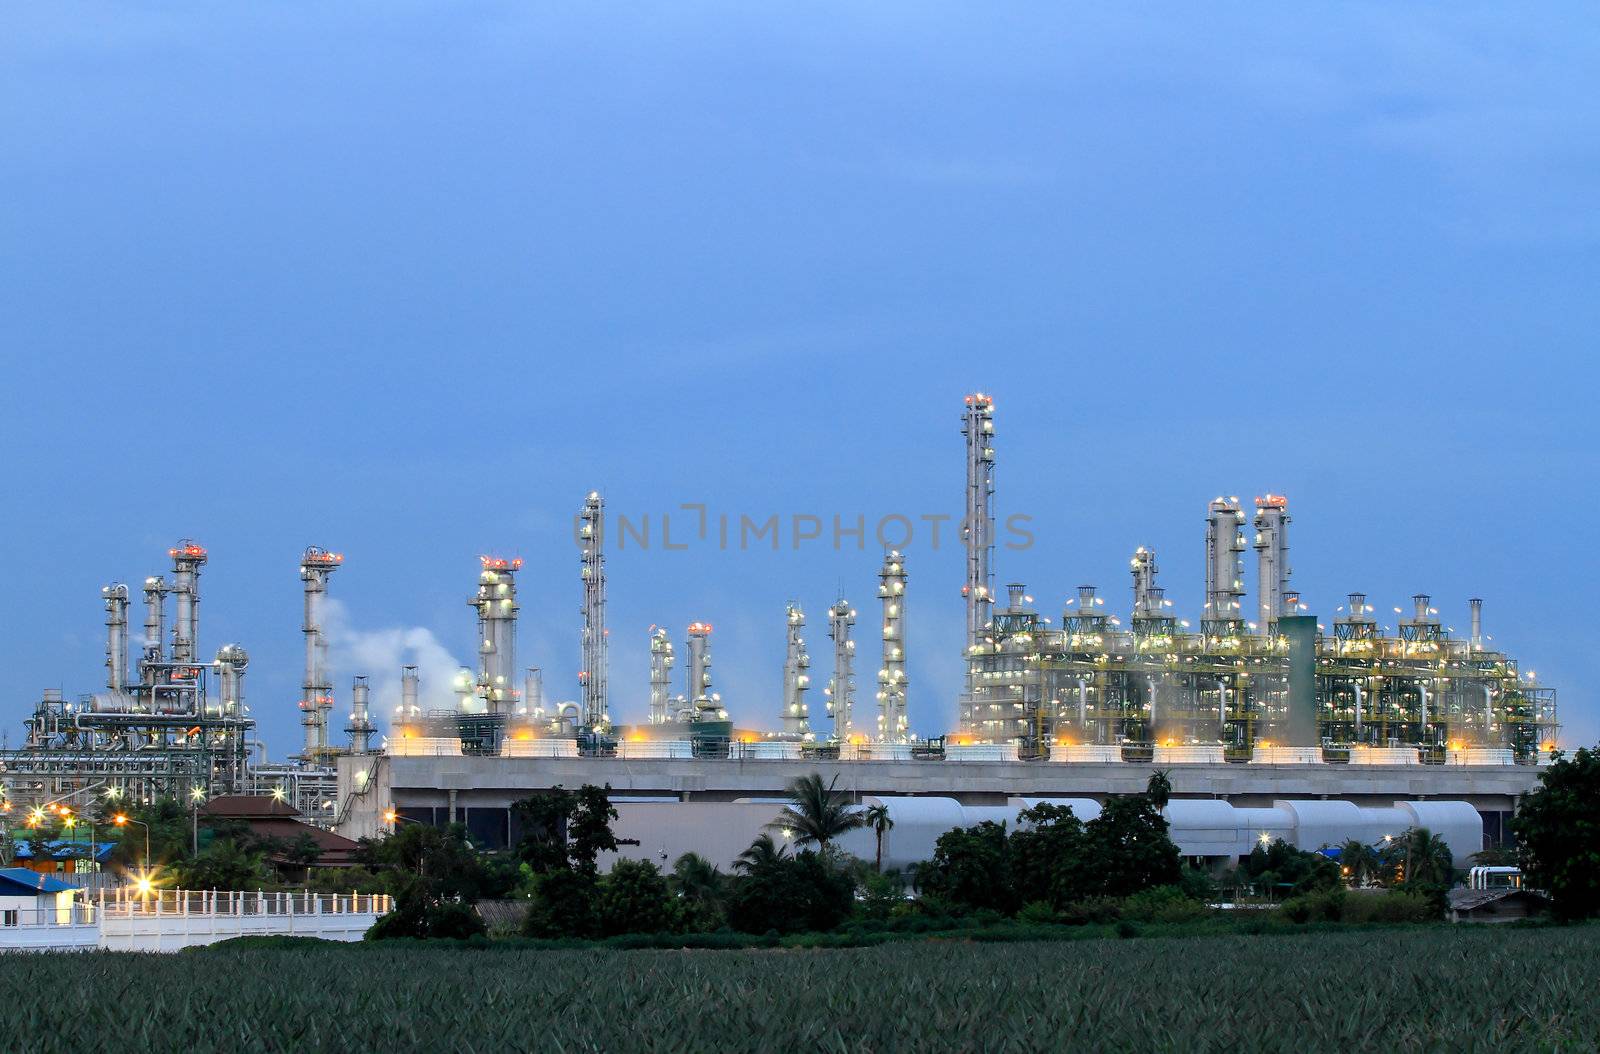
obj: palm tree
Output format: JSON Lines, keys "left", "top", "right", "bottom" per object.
{"left": 865, "top": 803, "right": 894, "bottom": 872}
{"left": 767, "top": 772, "right": 865, "bottom": 853}
{"left": 671, "top": 852, "right": 724, "bottom": 899}
{"left": 1337, "top": 839, "right": 1380, "bottom": 887}
{"left": 1147, "top": 770, "right": 1173, "bottom": 810}
{"left": 735, "top": 832, "right": 788, "bottom": 875}
{"left": 1401, "top": 827, "right": 1454, "bottom": 888}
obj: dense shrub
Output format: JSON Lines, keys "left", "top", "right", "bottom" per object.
{"left": 522, "top": 868, "right": 599, "bottom": 938}
{"left": 914, "top": 821, "right": 1014, "bottom": 914}
{"left": 1059, "top": 897, "right": 1123, "bottom": 926}
{"left": 726, "top": 850, "right": 855, "bottom": 935}
{"left": 367, "top": 888, "right": 487, "bottom": 941}
{"left": 1340, "top": 891, "right": 1435, "bottom": 924}
{"left": 597, "top": 860, "right": 675, "bottom": 937}
{"left": 1122, "top": 886, "right": 1210, "bottom": 924}
{"left": 1280, "top": 889, "right": 1346, "bottom": 924}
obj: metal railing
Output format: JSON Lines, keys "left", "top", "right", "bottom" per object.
{"left": 0, "top": 903, "right": 97, "bottom": 928}
{"left": 96, "top": 888, "right": 392, "bottom": 918}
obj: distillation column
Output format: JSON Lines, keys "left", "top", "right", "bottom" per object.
{"left": 1253, "top": 495, "right": 1291, "bottom": 633}
{"left": 1203, "top": 497, "right": 1246, "bottom": 637}
{"left": 827, "top": 599, "right": 857, "bottom": 741}
{"left": 648, "top": 627, "right": 675, "bottom": 724}
{"left": 299, "top": 546, "right": 343, "bottom": 759}
{"left": 1469, "top": 597, "right": 1484, "bottom": 651}
{"left": 579, "top": 492, "right": 609, "bottom": 728}
{"left": 168, "top": 540, "right": 207, "bottom": 664}
{"left": 215, "top": 644, "right": 248, "bottom": 719}
{"left": 103, "top": 584, "right": 129, "bottom": 694}
{"left": 140, "top": 575, "right": 168, "bottom": 685}
{"left": 1131, "top": 547, "right": 1162, "bottom": 621}
{"left": 473, "top": 556, "right": 521, "bottom": 714}
{"left": 960, "top": 393, "right": 996, "bottom": 722}
{"left": 782, "top": 604, "right": 811, "bottom": 738}
{"left": 686, "top": 622, "right": 713, "bottom": 716}
{"left": 347, "top": 675, "right": 375, "bottom": 754}
{"left": 877, "top": 551, "right": 909, "bottom": 742}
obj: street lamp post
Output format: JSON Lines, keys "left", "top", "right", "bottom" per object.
{"left": 113, "top": 814, "right": 151, "bottom": 874}
{"left": 189, "top": 786, "right": 207, "bottom": 856}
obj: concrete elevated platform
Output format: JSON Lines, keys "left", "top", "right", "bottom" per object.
{"left": 337, "top": 753, "right": 1543, "bottom": 846}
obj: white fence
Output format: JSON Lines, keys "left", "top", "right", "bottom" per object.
{"left": 94, "top": 889, "right": 392, "bottom": 951}
{"left": 1, "top": 890, "right": 392, "bottom": 953}
{"left": 0, "top": 903, "right": 100, "bottom": 951}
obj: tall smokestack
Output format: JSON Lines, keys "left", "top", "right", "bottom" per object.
{"left": 348, "top": 675, "right": 375, "bottom": 754}
{"left": 1470, "top": 598, "right": 1484, "bottom": 650}
{"left": 400, "top": 665, "right": 419, "bottom": 720}
{"left": 103, "top": 583, "right": 129, "bottom": 693}
{"left": 782, "top": 605, "right": 811, "bottom": 738}
{"left": 524, "top": 666, "right": 545, "bottom": 720}
{"left": 579, "top": 492, "right": 609, "bottom": 728}
{"left": 299, "top": 546, "right": 343, "bottom": 759}
{"left": 877, "top": 551, "right": 909, "bottom": 743}
{"left": 827, "top": 599, "right": 857, "bottom": 741}
{"left": 473, "top": 555, "right": 521, "bottom": 714}
{"left": 960, "top": 393, "right": 995, "bottom": 725}
{"left": 1252, "top": 495, "right": 1290, "bottom": 633}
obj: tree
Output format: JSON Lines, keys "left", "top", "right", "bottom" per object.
{"left": 177, "top": 838, "right": 270, "bottom": 891}
{"left": 1243, "top": 839, "right": 1341, "bottom": 898}
{"left": 1082, "top": 794, "right": 1182, "bottom": 899}
{"left": 726, "top": 836, "right": 855, "bottom": 935}
{"left": 1337, "top": 839, "right": 1382, "bottom": 887}
{"left": 735, "top": 832, "right": 789, "bottom": 874}
{"left": 768, "top": 773, "right": 864, "bottom": 853}
{"left": 512, "top": 789, "right": 576, "bottom": 873}
{"left": 1399, "top": 828, "right": 1454, "bottom": 890}
{"left": 568, "top": 785, "right": 622, "bottom": 875}
{"left": 597, "top": 859, "right": 676, "bottom": 936}
{"left": 358, "top": 822, "right": 495, "bottom": 901}
{"left": 511, "top": 784, "right": 623, "bottom": 876}
{"left": 522, "top": 868, "right": 599, "bottom": 938}
{"left": 1512, "top": 746, "right": 1600, "bottom": 920}
{"left": 671, "top": 852, "right": 727, "bottom": 932}
{"left": 914, "top": 821, "right": 1014, "bottom": 915}
{"left": 1010, "top": 803, "right": 1088, "bottom": 909}
{"left": 105, "top": 798, "right": 190, "bottom": 873}
{"left": 1147, "top": 769, "right": 1173, "bottom": 810}
{"left": 865, "top": 803, "right": 894, "bottom": 872}
{"left": 509, "top": 784, "right": 628, "bottom": 938}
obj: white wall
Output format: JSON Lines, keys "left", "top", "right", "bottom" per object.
{"left": 604, "top": 796, "right": 1486, "bottom": 873}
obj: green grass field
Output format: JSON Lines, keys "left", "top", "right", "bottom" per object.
{"left": 6, "top": 926, "right": 1596, "bottom": 1051}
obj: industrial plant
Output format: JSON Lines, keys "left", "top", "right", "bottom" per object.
{"left": 0, "top": 394, "right": 1562, "bottom": 869}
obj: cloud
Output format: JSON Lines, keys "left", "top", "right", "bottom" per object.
{"left": 322, "top": 598, "right": 466, "bottom": 730}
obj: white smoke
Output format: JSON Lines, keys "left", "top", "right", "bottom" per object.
{"left": 322, "top": 598, "right": 466, "bottom": 730}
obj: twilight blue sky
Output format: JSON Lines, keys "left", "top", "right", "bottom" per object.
{"left": 2, "top": 4, "right": 1596, "bottom": 754}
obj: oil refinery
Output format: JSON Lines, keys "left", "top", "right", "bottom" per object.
{"left": 0, "top": 394, "right": 1561, "bottom": 863}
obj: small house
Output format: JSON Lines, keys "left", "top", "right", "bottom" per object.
{"left": 0, "top": 868, "right": 80, "bottom": 926}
